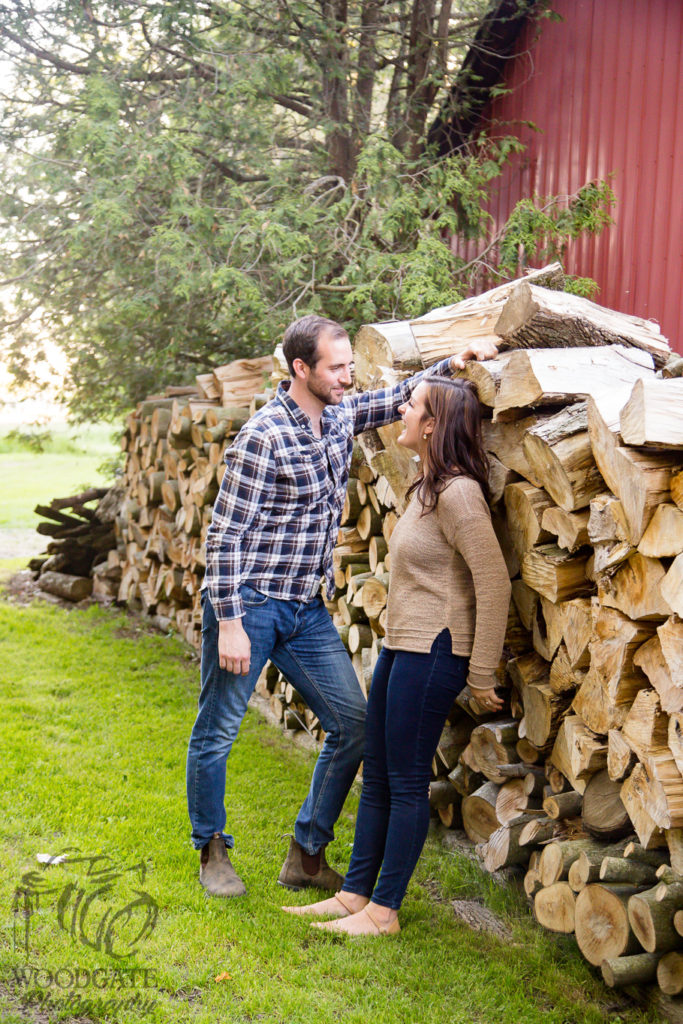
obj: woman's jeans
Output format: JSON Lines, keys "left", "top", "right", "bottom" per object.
{"left": 342, "top": 629, "right": 468, "bottom": 910}
{"left": 186, "top": 588, "right": 366, "bottom": 854}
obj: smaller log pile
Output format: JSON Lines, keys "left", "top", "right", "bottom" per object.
{"left": 29, "top": 487, "right": 121, "bottom": 602}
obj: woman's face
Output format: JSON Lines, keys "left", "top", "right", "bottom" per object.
{"left": 397, "top": 382, "right": 434, "bottom": 454}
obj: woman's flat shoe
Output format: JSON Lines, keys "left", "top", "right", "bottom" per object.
{"left": 281, "top": 891, "right": 358, "bottom": 918}
{"left": 311, "top": 905, "right": 400, "bottom": 936}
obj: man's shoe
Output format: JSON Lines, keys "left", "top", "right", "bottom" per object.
{"left": 199, "top": 833, "right": 246, "bottom": 897}
{"left": 277, "top": 835, "right": 344, "bottom": 892}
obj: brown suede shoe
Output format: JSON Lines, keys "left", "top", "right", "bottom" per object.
{"left": 199, "top": 834, "right": 246, "bottom": 897}
{"left": 277, "top": 835, "right": 344, "bottom": 892}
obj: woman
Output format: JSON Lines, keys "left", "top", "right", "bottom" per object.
{"left": 282, "top": 377, "right": 511, "bottom": 935}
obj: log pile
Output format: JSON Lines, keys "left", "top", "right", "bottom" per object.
{"left": 114, "top": 357, "right": 273, "bottom": 645}
{"left": 32, "top": 266, "right": 683, "bottom": 996}
{"left": 346, "top": 272, "right": 683, "bottom": 996}
{"left": 29, "top": 488, "right": 122, "bottom": 602}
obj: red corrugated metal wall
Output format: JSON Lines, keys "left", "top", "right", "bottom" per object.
{"left": 462, "top": 0, "right": 683, "bottom": 354}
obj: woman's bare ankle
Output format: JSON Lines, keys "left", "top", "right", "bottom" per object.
{"left": 366, "top": 901, "right": 398, "bottom": 923}
{"left": 340, "top": 891, "right": 370, "bottom": 911}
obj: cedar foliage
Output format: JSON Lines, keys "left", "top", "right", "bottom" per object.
{"left": 0, "top": 1, "right": 613, "bottom": 418}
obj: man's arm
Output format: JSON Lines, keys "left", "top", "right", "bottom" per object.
{"left": 205, "top": 428, "right": 275, "bottom": 675}
{"left": 349, "top": 339, "right": 499, "bottom": 435}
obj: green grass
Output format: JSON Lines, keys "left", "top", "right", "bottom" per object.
{"left": 0, "top": 422, "right": 120, "bottom": 530}
{"left": 0, "top": 600, "right": 659, "bottom": 1024}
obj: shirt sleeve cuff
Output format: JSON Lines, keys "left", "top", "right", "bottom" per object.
{"left": 467, "top": 670, "right": 498, "bottom": 691}
{"left": 211, "top": 593, "right": 244, "bottom": 621}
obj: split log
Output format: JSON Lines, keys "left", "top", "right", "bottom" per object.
{"left": 531, "top": 596, "right": 565, "bottom": 662}
{"left": 661, "top": 554, "right": 683, "bottom": 617}
{"left": 575, "top": 884, "right": 645, "bottom": 965}
{"left": 521, "top": 545, "right": 592, "bottom": 604}
{"left": 620, "top": 765, "right": 667, "bottom": 849}
{"left": 598, "top": 552, "right": 672, "bottom": 621}
{"left": 620, "top": 378, "right": 683, "bottom": 448}
{"left": 572, "top": 606, "right": 655, "bottom": 734}
{"left": 638, "top": 504, "right": 683, "bottom": 558}
{"left": 494, "top": 345, "right": 657, "bottom": 415}
{"left": 523, "top": 402, "right": 604, "bottom": 511}
{"left": 533, "top": 882, "right": 576, "bottom": 933}
{"left": 672, "top": 469, "right": 683, "bottom": 511}
{"left": 601, "top": 953, "right": 660, "bottom": 989}
{"left": 495, "top": 283, "right": 670, "bottom": 364}
{"left": 549, "top": 645, "right": 582, "bottom": 695}
{"left": 607, "top": 730, "right": 637, "bottom": 782}
{"left": 541, "top": 506, "right": 590, "bottom": 553}
{"left": 482, "top": 415, "right": 546, "bottom": 487}
{"left": 550, "top": 716, "right": 607, "bottom": 795}
{"left": 522, "top": 683, "right": 572, "bottom": 748}
{"left": 469, "top": 720, "right": 520, "bottom": 783}
{"left": 621, "top": 688, "right": 668, "bottom": 755}
{"left": 519, "top": 817, "right": 556, "bottom": 847}
{"left": 561, "top": 597, "right": 592, "bottom": 670}
{"left": 634, "top": 619, "right": 683, "bottom": 713}
{"left": 587, "top": 395, "right": 680, "bottom": 545}
{"left": 504, "top": 481, "right": 553, "bottom": 558}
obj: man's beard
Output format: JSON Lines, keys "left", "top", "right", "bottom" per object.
{"left": 306, "top": 375, "right": 344, "bottom": 406}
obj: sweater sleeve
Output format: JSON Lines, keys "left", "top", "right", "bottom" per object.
{"left": 436, "top": 479, "right": 512, "bottom": 690}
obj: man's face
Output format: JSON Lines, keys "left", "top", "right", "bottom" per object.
{"left": 301, "top": 330, "right": 354, "bottom": 406}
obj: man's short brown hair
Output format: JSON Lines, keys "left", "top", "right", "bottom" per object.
{"left": 282, "top": 315, "right": 348, "bottom": 375}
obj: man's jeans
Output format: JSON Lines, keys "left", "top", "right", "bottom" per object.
{"left": 186, "top": 586, "right": 367, "bottom": 854}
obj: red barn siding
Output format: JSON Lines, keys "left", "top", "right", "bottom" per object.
{"left": 461, "top": 0, "right": 683, "bottom": 354}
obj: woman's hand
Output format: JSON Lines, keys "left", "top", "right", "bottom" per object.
{"left": 471, "top": 686, "right": 504, "bottom": 714}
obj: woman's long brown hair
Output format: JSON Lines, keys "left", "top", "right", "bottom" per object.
{"left": 407, "top": 376, "right": 490, "bottom": 512}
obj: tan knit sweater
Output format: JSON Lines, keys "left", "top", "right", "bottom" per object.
{"left": 384, "top": 475, "right": 511, "bottom": 691}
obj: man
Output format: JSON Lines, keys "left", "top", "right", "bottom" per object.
{"left": 186, "top": 314, "right": 497, "bottom": 897}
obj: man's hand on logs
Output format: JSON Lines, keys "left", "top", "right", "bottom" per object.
{"left": 218, "top": 618, "right": 251, "bottom": 676}
{"left": 450, "top": 339, "right": 499, "bottom": 371}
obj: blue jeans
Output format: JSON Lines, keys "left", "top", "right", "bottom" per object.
{"left": 186, "top": 587, "right": 367, "bottom": 853}
{"left": 341, "top": 630, "right": 468, "bottom": 909}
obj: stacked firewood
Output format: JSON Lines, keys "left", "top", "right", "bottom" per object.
{"left": 114, "top": 358, "right": 273, "bottom": 645}
{"left": 38, "top": 263, "right": 683, "bottom": 994}
{"left": 29, "top": 487, "right": 122, "bottom": 601}
{"left": 349, "top": 269, "right": 683, "bottom": 995}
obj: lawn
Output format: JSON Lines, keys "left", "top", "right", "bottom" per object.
{"left": 0, "top": 422, "right": 120, "bottom": 531}
{"left": 0, "top": 598, "right": 659, "bottom": 1024}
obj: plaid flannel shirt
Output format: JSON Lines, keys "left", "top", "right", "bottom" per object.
{"left": 205, "top": 358, "right": 453, "bottom": 620}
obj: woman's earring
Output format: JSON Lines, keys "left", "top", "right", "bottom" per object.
{"left": 422, "top": 432, "right": 429, "bottom": 440}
